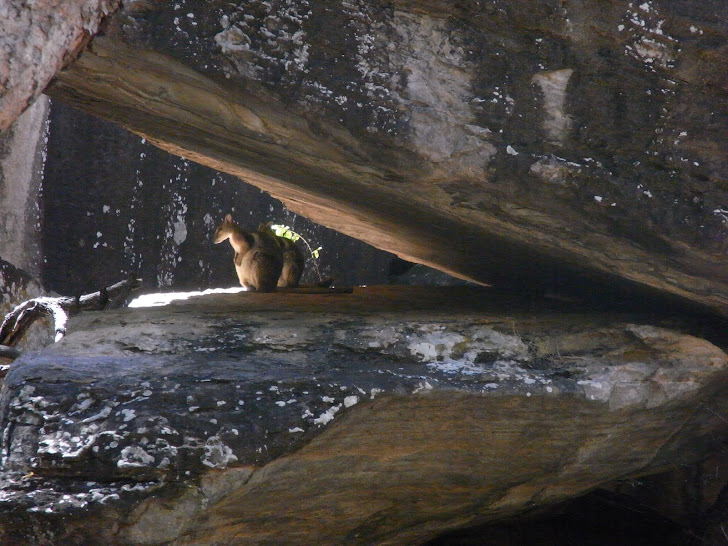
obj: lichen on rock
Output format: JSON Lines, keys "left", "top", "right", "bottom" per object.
{"left": 1, "top": 286, "right": 727, "bottom": 543}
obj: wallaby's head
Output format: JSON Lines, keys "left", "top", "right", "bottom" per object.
{"left": 213, "top": 214, "right": 235, "bottom": 244}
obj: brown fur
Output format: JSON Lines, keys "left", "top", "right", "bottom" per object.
{"left": 258, "top": 223, "right": 306, "bottom": 288}
{"left": 213, "top": 214, "right": 283, "bottom": 292}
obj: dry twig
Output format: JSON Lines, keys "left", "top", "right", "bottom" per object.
{"left": 0, "top": 278, "right": 142, "bottom": 361}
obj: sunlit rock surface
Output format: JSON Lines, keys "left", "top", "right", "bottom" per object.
{"left": 1, "top": 286, "right": 727, "bottom": 543}
{"left": 43, "top": 0, "right": 728, "bottom": 315}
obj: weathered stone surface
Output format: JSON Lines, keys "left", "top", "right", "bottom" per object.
{"left": 0, "top": 96, "right": 56, "bottom": 358}
{"left": 1, "top": 286, "right": 726, "bottom": 543}
{"left": 0, "top": 98, "right": 54, "bottom": 360}
{"left": 0, "top": 96, "right": 48, "bottom": 277}
{"left": 0, "top": 0, "right": 121, "bottom": 130}
{"left": 44, "top": 0, "right": 728, "bottom": 315}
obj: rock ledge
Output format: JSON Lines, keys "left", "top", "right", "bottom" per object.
{"left": 1, "top": 286, "right": 727, "bottom": 544}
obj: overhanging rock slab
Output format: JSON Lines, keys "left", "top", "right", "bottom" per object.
{"left": 1, "top": 286, "right": 727, "bottom": 543}
{"left": 44, "top": 0, "right": 728, "bottom": 315}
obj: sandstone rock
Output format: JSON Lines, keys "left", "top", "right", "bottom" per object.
{"left": 0, "top": 96, "right": 48, "bottom": 276}
{"left": 0, "top": 0, "right": 120, "bottom": 130}
{"left": 41, "top": 0, "right": 728, "bottom": 315}
{"left": 1, "top": 286, "right": 726, "bottom": 543}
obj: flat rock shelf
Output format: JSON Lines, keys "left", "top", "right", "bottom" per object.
{"left": 1, "top": 286, "right": 727, "bottom": 544}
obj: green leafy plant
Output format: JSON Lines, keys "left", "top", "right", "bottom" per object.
{"left": 270, "top": 224, "right": 324, "bottom": 281}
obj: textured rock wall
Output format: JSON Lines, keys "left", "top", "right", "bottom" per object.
{"left": 0, "top": 97, "right": 48, "bottom": 277}
{"left": 45, "top": 0, "right": 728, "bottom": 315}
{"left": 1, "top": 287, "right": 727, "bottom": 543}
{"left": 0, "top": 0, "right": 120, "bottom": 130}
{"left": 0, "top": 100, "right": 53, "bottom": 355}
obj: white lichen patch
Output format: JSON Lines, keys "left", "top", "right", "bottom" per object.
{"left": 9, "top": 385, "right": 51, "bottom": 419}
{"left": 202, "top": 436, "right": 238, "bottom": 468}
{"left": 412, "top": 381, "right": 433, "bottom": 394}
{"left": 529, "top": 155, "right": 584, "bottom": 186}
{"left": 408, "top": 326, "right": 529, "bottom": 368}
{"left": 358, "top": 325, "right": 403, "bottom": 349}
{"left": 712, "top": 209, "right": 728, "bottom": 225}
{"left": 620, "top": 2, "right": 678, "bottom": 71}
{"left": 173, "top": 216, "right": 187, "bottom": 246}
{"left": 81, "top": 405, "right": 112, "bottom": 424}
{"left": 253, "top": 326, "right": 312, "bottom": 347}
{"left": 390, "top": 10, "right": 496, "bottom": 174}
{"left": 117, "top": 446, "right": 156, "bottom": 468}
{"left": 215, "top": 0, "right": 312, "bottom": 81}
{"left": 70, "top": 395, "right": 94, "bottom": 414}
{"left": 531, "top": 69, "right": 574, "bottom": 144}
{"left": 38, "top": 428, "right": 99, "bottom": 460}
{"left": 313, "top": 404, "right": 341, "bottom": 426}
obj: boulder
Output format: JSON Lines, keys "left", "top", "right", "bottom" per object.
{"left": 0, "top": 0, "right": 120, "bottom": 130}
{"left": 41, "top": 0, "right": 728, "bottom": 315}
{"left": 1, "top": 286, "right": 726, "bottom": 543}
{"left": 0, "top": 96, "right": 48, "bottom": 276}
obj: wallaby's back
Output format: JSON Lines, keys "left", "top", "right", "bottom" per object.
{"left": 257, "top": 223, "right": 306, "bottom": 288}
{"left": 236, "top": 245, "right": 282, "bottom": 292}
{"left": 214, "top": 214, "right": 283, "bottom": 292}
{"left": 277, "top": 237, "right": 305, "bottom": 287}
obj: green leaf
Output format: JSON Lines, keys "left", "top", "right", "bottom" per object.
{"left": 270, "top": 223, "right": 324, "bottom": 267}
{"left": 271, "top": 224, "right": 295, "bottom": 240}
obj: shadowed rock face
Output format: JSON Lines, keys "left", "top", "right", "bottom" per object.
{"left": 1, "top": 287, "right": 727, "bottom": 543}
{"left": 41, "top": 0, "right": 728, "bottom": 315}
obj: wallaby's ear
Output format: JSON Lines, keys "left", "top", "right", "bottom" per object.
{"left": 225, "top": 214, "right": 233, "bottom": 223}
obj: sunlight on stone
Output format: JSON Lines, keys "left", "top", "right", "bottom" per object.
{"left": 128, "top": 287, "right": 246, "bottom": 308}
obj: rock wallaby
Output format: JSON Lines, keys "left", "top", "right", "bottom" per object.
{"left": 213, "top": 214, "right": 284, "bottom": 292}
{"left": 257, "top": 222, "right": 306, "bottom": 288}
